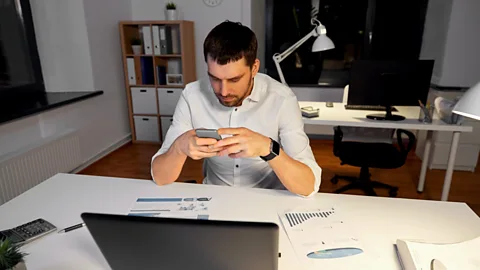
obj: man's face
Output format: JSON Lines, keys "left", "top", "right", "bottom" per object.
{"left": 207, "top": 56, "right": 259, "bottom": 107}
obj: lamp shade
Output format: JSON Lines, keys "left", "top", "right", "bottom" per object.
{"left": 312, "top": 35, "right": 334, "bottom": 52}
{"left": 453, "top": 81, "right": 480, "bottom": 121}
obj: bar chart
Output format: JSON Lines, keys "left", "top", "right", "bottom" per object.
{"left": 284, "top": 209, "right": 335, "bottom": 228}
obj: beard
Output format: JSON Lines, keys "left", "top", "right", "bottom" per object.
{"left": 216, "top": 74, "right": 253, "bottom": 107}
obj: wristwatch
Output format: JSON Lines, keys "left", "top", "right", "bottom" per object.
{"left": 260, "top": 138, "right": 280, "bottom": 161}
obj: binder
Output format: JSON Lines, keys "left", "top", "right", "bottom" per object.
{"left": 157, "top": 66, "right": 167, "bottom": 85}
{"left": 152, "top": 26, "right": 161, "bottom": 55}
{"left": 141, "top": 58, "right": 155, "bottom": 85}
{"left": 165, "top": 26, "right": 173, "bottom": 54}
{"left": 159, "top": 26, "right": 168, "bottom": 54}
{"left": 141, "top": 26, "right": 153, "bottom": 54}
{"left": 170, "top": 25, "right": 180, "bottom": 54}
{"left": 126, "top": 58, "right": 136, "bottom": 85}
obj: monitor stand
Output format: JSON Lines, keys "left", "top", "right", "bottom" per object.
{"left": 366, "top": 105, "right": 405, "bottom": 121}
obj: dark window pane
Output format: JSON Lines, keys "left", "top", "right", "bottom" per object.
{"left": 265, "top": 0, "right": 428, "bottom": 87}
{"left": 0, "top": 0, "right": 35, "bottom": 88}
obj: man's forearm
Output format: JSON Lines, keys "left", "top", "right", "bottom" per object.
{"left": 268, "top": 149, "right": 316, "bottom": 196}
{"left": 151, "top": 141, "right": 187, "bottom": 185}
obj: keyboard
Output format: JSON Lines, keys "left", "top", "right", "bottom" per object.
{"left": 344, "top": 105, "right": 398, "bottom": 112}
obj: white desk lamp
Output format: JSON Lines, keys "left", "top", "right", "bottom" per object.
{"left": 273, "top": 18, "right": 335, "bottom": 85}
{"left": 453, "top": 81, "right": 480, "bottom": 121}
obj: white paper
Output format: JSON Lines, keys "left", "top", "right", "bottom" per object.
{"left": 128, "top": 197, "right": 211, "bottom": 220}
{"left": 279, "top": 207, "right": 378, "bottom": 270}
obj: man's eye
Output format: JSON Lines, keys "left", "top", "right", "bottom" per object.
{"left": 230, "top": 79, "right": 240, "bottom": 83}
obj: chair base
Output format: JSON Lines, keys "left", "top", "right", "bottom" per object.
{"left": 331, "top": 167, "right": 398, "bottom": 197}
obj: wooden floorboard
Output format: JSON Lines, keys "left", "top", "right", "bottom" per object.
{"left": 79, "top": 140, "right": 480, "bottom": 216}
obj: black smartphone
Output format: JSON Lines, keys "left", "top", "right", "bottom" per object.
{"left": 195, "top": 128, "right": 222, "bottom": 140}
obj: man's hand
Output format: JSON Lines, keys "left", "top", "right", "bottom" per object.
{"left": 215, "top": 127, "right": 271, "bottom": 158}
{"left": 174, "top": 130, "right": 224, "bottom": 160}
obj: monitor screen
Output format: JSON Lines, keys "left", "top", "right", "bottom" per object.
{"left": 348, "top": 60, "right": 434, "bottom": 107}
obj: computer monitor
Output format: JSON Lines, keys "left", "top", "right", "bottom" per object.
{"left": 348, "top": 60, "right": 434, "bottom": 121}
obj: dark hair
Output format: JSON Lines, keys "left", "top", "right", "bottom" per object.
{"left": 203, "top": 21, "right": 257, "bottom": 67}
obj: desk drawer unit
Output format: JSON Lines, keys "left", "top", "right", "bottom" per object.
{"left": 415, "top": 89, "right": 480, "bottom": 171}
{"left": 134, "top": 116, "right": 160, "bottom": 142}
{"left": 131, "top": 87, "right": 157, "bottom": 115}
{"left": 429, "top": 143, "right": 480, "bottom": 172}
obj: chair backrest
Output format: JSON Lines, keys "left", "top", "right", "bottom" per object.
{"left": 340, "top": 127, "right": 395, "bottom": 144}
{"left": 333, "top": 127, "right": 416, "bottom": 160}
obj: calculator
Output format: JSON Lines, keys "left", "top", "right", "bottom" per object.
{"left": 0, "top": 218, "right": 57, "bottom": 245}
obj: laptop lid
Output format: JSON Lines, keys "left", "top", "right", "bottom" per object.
{"left": 81, "top": 213, "right": 279, "bottom": 270}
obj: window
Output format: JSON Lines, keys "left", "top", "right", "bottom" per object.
{"left": 0, "top": 0, "right": 44, "bottom": 97}
{"left": 265, "top": 0, "right": 429, "bottom": 87}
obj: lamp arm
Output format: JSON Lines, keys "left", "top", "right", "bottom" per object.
{"left": 272, "top": 19, "right": 327, "bottom": 85}
{"left": 273, "top": 28, "right": 318, "bottom": 62}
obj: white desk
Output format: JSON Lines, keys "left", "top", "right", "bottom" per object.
{"left": 1, "top": 174, "right": 480, "bottom": 269}
{"left": 299, "top": 102, "right": 473, "bottom": 201}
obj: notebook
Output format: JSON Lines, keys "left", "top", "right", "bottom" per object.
{"left": 395, "top": 236, "right": 480, "bottom": 269}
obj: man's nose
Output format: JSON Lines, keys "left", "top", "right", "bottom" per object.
{"left": 220, "top": 81, "right": 229, "bottom": 96}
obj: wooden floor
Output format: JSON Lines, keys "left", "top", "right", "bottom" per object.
{"left": 79, "top": 140, "right": 480, "bottom": 216}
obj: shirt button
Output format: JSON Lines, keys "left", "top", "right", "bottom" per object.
{"left": 236, "top": 165, "right": 239, "bottom": 168}
{"left": 235, "top": 108, "right": 238, "bottom": 111}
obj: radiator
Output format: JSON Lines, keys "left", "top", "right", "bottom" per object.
{"left": 0, "top": 130, "right": 81, "bottom": 205}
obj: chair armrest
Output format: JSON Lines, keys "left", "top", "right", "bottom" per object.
{"left": 396, "top": 129, "right": 416, "bottom": 154}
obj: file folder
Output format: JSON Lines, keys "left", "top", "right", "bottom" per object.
{"left": 126, "top": 58, "right": 136, "bottom": 85}
{"left": 170, "top": 25, "right": 181, "bottom": 54}
{"left": 159, "top": 26, "right": 168, "bottom": 54}
{"left": 152, "top": 26, "right": 161, "bottom": 55}
{"left": 165, "top": 26, "right": 173, "bottom": 54}
{"left": 142, "top": 26, "right": 153, "bottom": 54}
{"left": 141, "top": 58, "right": 155, "bottom": 85}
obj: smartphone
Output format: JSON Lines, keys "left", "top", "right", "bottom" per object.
{"left": 195, "top": 128, "right": 222, "bottom": 140}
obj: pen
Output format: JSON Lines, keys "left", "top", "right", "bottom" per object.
{"left": 57, "top": 222, "right": 86, "bottom": 234}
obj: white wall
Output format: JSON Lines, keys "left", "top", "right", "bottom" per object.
{"left": 0, "top": 0, "right": 131, "bottom": 165}
{"left": 421, "top": 0, "right": 480, "bottom": 88}
{"left": 31, "top": 0, "right": 95, "bottom": 92}
{"left": 131, "top": 0, "right": 252, "bottom": 79}
{"left": 440, "top": 0, "right": 480, "bottom": 87}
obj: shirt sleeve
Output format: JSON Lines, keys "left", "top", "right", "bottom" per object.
{"left": 278, "top": 95, "right": 322, "bottom": 197}
{"left": 150, "top": 91, "right": 193, "bottom": 179}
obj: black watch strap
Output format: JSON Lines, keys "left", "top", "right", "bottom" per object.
{"left": 260, "top": 138, "right": 280, "bottom": 161}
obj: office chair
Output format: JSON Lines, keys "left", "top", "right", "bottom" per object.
{"left": 331, "top": 126, "right": 416, "bottom": 197}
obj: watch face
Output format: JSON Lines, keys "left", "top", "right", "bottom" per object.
{"left": 271, "top": 139, "right": 280, "bottom": 156}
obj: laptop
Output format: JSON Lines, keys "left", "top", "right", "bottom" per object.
{"left": 81, "top": 213, "right": 279, "bottom": 270}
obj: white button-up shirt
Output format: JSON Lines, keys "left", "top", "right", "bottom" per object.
{"left": 152, "top": 73, "right": 321, "bottom": 196}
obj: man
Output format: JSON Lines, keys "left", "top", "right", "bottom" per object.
{"left": 151, "top": 21, "right": 321, "bottom": 197}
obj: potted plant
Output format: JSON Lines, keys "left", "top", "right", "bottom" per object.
{"left": 0, "top": 239, "right": 27, "bottom": 270}
{"left": 165, "top": 2, "right": 178, "bottom": 21}
{"left": 130, "top": 37, "right": 142, "bottom": 55}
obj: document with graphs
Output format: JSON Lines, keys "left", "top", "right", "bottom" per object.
{"left": 278, "top": 207, "right": 377, "bottom": 270}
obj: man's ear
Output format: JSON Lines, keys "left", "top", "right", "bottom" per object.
{"left": 251, "top": 58, "right": 260, "bottom": 77}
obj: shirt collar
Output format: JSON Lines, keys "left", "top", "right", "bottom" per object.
{"left": 247, "top": 75, "right": 266, "bottom": 102}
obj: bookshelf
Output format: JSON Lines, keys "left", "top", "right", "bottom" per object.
{"left": 119, "top": 20, "right": 196, "bottom": 144}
